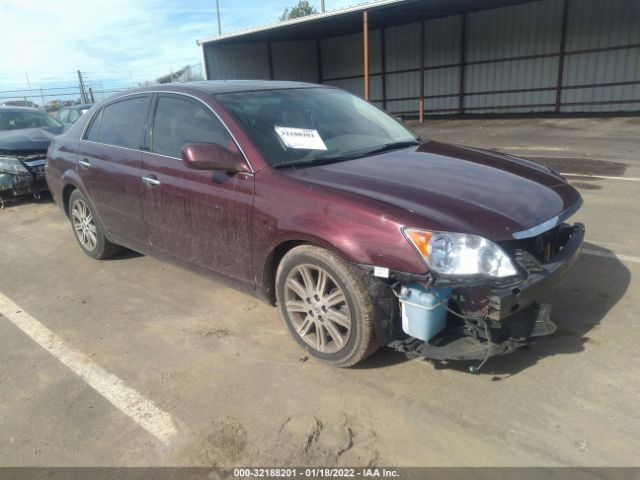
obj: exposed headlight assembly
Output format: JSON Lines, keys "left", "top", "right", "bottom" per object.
{"left": 403, "top": 228, "right": 518, "bottom": 278}
{"left": 0, "top": 156, "right": 29, "bottom": 175}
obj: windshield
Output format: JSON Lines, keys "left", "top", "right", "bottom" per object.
{"left": 0, "top": 110, "right": 63, "bottom": 131}
{"left": 215, "top": 88, "right": 418, "bottom": 167}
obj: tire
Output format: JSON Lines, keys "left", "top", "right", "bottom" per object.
{"left": 68, "top": 189, "right": 122, "bottom": 260}
{"left": 275, "top": 245, "right": 378, "bottom": 367}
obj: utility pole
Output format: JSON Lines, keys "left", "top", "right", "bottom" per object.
{"left": 77, "top": 70, "right": 87, "bottom": 103}
{"left": 129, "top": 69, "right": 135, "bottom": 87}
{"left": 320, "top": 0, "right": 325, "bottom": 12}
{"left": 216, "top": 0, "right": 221, "bottom": 35}
{"left": 25, "top": 73, "right": 34, "bottom": 104}
{"left": 363, "top": 11, "right": 369, "bottom": 101}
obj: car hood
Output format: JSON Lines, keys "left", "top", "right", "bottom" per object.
{"left": 280, "top": 141, "right": 582, "bottom": 241}
{"left": 0, "top": 126, "right": 62, "bottom": 153}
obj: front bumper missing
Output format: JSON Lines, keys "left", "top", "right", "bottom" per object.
{"left": 388, "top": 222, "right": 585, "bottom": 363}
{"left": 489, "top": 223, "right": 585, "bottom": 320}
{"left": 390, "top": 302, "right": 556, "bottom": 361}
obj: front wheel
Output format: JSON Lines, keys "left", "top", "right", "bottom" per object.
{"left": 69, "top": 189, "right": 122, "bottom": 260}
{"left": 275, "top": 245, "right": 378, "bottom": 367}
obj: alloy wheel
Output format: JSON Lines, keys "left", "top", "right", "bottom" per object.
{"left": 71, "top": 199, "right": 98, "bottom": 252}
{"left": 283, "top": 264, "right": 352, "bottom": 354}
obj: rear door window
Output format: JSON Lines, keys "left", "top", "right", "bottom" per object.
{"left": 98, "top": 96, "right": 150, "bottom": 149}
{"left": 151, "top": 95, "right": 231, "bottom": 159}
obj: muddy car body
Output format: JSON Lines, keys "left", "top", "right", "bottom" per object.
{"left": 45, "top": 81, "right": 584, "bottom": 368}
{"left": 0, "top": 106, "right": 63, "bottom": 200}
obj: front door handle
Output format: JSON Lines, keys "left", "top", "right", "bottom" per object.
{"left": 141, "top": 175, "right": 160, "bottom": 186}
{"left": 78, "top": 159, "right": 90, "bottom": 168}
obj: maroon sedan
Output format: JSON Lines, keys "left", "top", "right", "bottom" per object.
{"left": 46, "top": 81, "right": 584, "bottom": 370}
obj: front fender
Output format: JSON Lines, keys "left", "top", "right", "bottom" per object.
{"left": 252, "top": 170, "right": 428, "bottom": 292}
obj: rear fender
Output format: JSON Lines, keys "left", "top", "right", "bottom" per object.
{"left": 60, "top": 171, "right": 106, "bottom": 229}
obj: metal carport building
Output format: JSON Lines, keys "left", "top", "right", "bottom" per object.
{"left": 197, "top": 0, "right": 640, "bottom": 118}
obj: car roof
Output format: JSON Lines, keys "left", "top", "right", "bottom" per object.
{"left": 122, "top": 80, "right": 326, "bottom": 97}
{"left": 60, "top": 104, "right": 93, "bottom": 110}
{"left": 0, "top": 106, "right": 43, "bottom": 113}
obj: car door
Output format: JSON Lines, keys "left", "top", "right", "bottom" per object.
{"left": 76, "top": 94, "right": 151, "bottom": 248}
{"left": 140, "top": 93, "right": 254, "bottom": 281}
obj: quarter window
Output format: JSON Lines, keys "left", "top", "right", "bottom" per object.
{"left": 97, "top": 96, "right": 149, "bottom": 149}
{"left": 85, "top": 109, "right": 102, "bottom": 142}
{"left": 151, "top": 95, "right": 232, "bottom": 159}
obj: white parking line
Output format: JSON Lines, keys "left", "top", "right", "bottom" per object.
{"left": 582, "top": 249, "right": 640, "bottom": 264}
{"left": 562, "top": 173, "right": 640, "bottom": 182}
{"left": 0, "top": 292, "right": 177, "bottom": 444}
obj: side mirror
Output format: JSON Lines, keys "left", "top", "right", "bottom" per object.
{"left": 394, "top": 115, "right": 406, "bottom": 125}
{"left": 182, "top": 143, "right": 250, "bottom": 173}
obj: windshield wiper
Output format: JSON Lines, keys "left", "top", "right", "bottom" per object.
{"left": 273, "top": 140, "right": 421, "bottom": 169}
{"left": 274, "top": 153, "right": 364, "bottom": 169}
{"left": 353, "top": 140, "right": 422, "bottom": 156}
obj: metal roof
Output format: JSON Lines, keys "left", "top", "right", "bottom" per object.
{"left": 197, "top": 0, "right": 534, "bottom": 46}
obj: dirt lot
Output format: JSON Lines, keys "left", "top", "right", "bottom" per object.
{"left": 0, "top": 117, "right": 639, "bottom": 467}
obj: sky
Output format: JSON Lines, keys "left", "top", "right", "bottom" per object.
{"left": 0, "top": 0, "right": 360, "bottom": 103}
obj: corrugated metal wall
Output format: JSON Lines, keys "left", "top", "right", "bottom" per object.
{"left": 204, "top": 42, "right": 270, "bottom": 80}
{"left": 321, "top": 30, "right": 383, "bottom": 107}
{"left": 202, "top": 0, "right": 640, "bottom": 116}
{"left": 562, "top": 0, "right": 640, "bottom": 112}
{"left": 463, "top": 0, "right": 563, "bottom": 114}
{"left": 271, "top": 40, "right": 318, "bottom": 82}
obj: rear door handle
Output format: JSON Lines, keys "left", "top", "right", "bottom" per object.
{"left": 141, "top": 175, "right": 160, "bottom": 186}
{"left": 78, "top": 159, "right": 90, "bottom": 168}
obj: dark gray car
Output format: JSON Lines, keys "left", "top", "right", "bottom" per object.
{"left": 0, "top": 106, "right": 63, "bottom": 200}
{"left": 57, "top": 104, "right": 93, "bottom": 130}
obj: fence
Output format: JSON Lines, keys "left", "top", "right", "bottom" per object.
{"left": 0, "top": 64, "right": 204, "bottom": 110}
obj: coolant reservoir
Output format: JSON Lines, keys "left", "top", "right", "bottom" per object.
{"left": 399, "top": 284, "right": 452, "bottom": 342}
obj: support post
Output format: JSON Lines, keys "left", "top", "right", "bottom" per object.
{"left": 381, "top": 27, "right": 387, "bottom": 110}
{"left": 267, "top": 42, "right": 274, "bottom": 80}
{"left": 363, "top": 10, "right": 369, "bottom": 101}
{"left": 459, "top": 14, "right": 466, "bottom": 115}
{"left": 316, "top": 39, "right": 323, "bottom": 83}
{"left": 555, "top": 0, "right": 569, "bottom": 112}
{"left": 419, "top": 20, "right": 425, "bottom": 123}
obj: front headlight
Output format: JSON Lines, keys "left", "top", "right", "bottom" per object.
{"left": 403, "top": 228, "right": 518, "bottom": 278}
{"left": 0, "top": 156, "right": 29, "bottom": 175}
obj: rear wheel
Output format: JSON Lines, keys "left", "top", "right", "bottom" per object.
{"left": 69, "top": 189, "right": 122, "bottom": 260}
{"left": 276, "top": 245, "right": 378, "bottom": 367}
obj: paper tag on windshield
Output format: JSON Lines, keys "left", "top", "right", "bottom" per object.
{"left": 274, "top": 126, "right": 327, "bottom": 150}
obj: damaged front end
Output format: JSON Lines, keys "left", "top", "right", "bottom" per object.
{"left": 0, "top": 151, "right": 48, "bottom": 202}
{"left": 367, "top": 221, "right": 585, "bottom": 371}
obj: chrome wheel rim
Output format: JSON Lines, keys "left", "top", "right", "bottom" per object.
{"left": 284, "top": 264, "right": 352, "bottom": 354}
{"left": 71, "top": 199, "right": 98, "bottom": 252}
